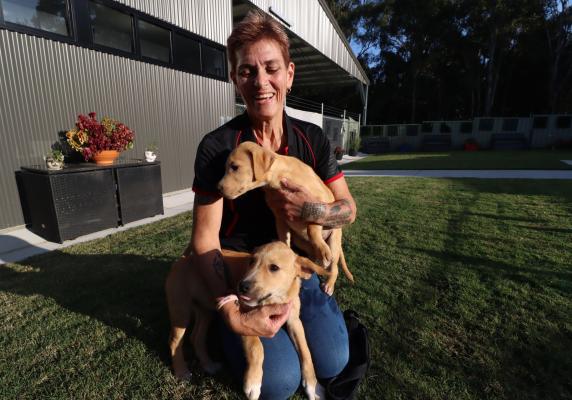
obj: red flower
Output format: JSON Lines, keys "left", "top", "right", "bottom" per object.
{"left": 67, "top": 112, "right": 135, "bottom": 161}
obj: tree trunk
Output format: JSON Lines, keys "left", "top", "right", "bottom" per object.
{"left": 411, "top": 72, "right": 418, "bottom": 123}
{"left": 484, "top": 28, "right": 498, "bottom": 116}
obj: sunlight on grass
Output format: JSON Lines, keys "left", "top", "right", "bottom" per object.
{"left": 343, "top": 150, "right": 572, "bottom": 170}
{"left": 1, "top": 178, "right": 571, "bottom": 400}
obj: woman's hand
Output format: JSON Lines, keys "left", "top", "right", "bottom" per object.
{"left": 266, "top": 178, "right": 322, "bottom": 222}
{"left": 266, "top": 178, "right": 356, "bottom": 228}
{"left": 220, "top": 300, "right": 293, "bottom": 337}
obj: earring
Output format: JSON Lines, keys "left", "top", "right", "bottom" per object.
{"left": 287, "top": 87, "right": 291, "bottom": 95}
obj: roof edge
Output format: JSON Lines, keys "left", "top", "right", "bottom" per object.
{"left": 317, "top": 0, "right": 370, "bottom": 85}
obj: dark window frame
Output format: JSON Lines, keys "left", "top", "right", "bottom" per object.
{"left": 0, "top": 0, "right": 75, "bottom": 43}
{"left": 0, "top": 0, "right": 228, "bottom": 82}
{"left": 173, "top": 29, "right": 202, "bottom": 75}
{"left": 556, "top": 116, "right": 572, "bottom": 129}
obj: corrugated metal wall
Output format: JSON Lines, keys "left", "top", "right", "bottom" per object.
{"left": 119, "top": 0, "right": 231, "bottom": 45}
{"left": 247, "top": 0, "right": 368, "bottom": 84}
{"left": 0, "top": 0, "right": 234, "bottom": 230}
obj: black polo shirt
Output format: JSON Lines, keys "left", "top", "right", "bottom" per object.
{"left": 192, "top": 112, "right": 343, "bottom": 252}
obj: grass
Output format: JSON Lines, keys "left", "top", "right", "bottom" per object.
{"left": 343, "top": 150, "right": 572, "bottom": 170}
{"left": 1, "top": 178, "right": 572, "bottom": 399}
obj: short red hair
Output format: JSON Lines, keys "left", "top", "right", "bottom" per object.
{"left": 227, "top": 9, "right": 291, "bottom": 74}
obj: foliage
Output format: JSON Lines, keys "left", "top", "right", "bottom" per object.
{"left": 326, "top": 0, "right": 572, "bottom": 123}
{"left": 348, "top": 132, "right": 361, "bottom": 152}
{"left": 1, "top": 179, "right": 572, "bottom": 399}
{"left": 146, "top": 142, "right": 158, "bottom": 152}
{"left": 66, "top": 112, "right": 135, "bottom": 161}
{"left": 45, "top": 149, "right": 64, "bottom": 162}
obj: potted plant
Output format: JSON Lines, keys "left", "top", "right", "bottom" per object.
{"left": 66, "top": 112, "right": 135, "bottom": 165}
{"left": 347, "top": 133, "right": 361, "bottom": 156}
{"left": 463, "top": 138, "right": 479, "bottom": 151}
{"left": 145, "top": 143, "right": 158, "bottom": 162}
{"left": 334, "top": 146, "right": 344, "bottom": 161}
{"left": 44, "top": 149, "right": 65, "bottom": 170}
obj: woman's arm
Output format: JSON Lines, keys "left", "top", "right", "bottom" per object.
{"left": 189, "top": 194, "right": 292, "bottom": 337}
{"left": 267, "top": 177, "right": 357, "bottom": 228}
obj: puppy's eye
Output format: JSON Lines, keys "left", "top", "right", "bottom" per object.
{"left": 269, "top": 264, "right": 280, "bottom": 272}
{"left": 230, "top": 163, "right": 239, "bottom": 172}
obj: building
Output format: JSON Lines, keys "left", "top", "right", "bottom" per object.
{"left": 0, "top": 0, "right": 369, "bottom": 231}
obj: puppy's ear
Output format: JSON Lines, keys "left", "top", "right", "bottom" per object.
{"left": 296, "top": 256, "right": 329, "bottom": 280}
{"left": 250, "top": 146, "right": 275, "bottom": 182}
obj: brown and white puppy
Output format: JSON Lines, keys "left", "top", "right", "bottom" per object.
{"left": 165, "top": 242, "right": 329, "bottom": 400}
{"left": 218, "top": 141, "right": 354, "bottom": 295}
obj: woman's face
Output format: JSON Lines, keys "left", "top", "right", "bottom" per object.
{"left": 232, "top": 39, "right": 294, "bottom": 124}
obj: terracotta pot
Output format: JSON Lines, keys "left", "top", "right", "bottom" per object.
{"left": 93, "top": 150, "right": 119, "bottom": 165}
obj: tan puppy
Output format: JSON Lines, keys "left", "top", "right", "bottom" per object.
{"left": 218, "top": 141, "right": 354, "bottom": 294}
{"left": 165, "top": 242, "right": 329, "bottom": 400}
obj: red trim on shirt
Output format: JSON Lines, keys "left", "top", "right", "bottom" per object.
{"left": 235, "top": 130, "right": 243, "bottom": 148}
{"left": 324, "top": 172, "right": 344, "bottom": 185}
{"left": 292, "top": 124, "right": 316, "bottom": 169}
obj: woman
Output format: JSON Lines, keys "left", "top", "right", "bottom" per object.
{"left": 178, "top": 10, "right": 357, "bottom": 399}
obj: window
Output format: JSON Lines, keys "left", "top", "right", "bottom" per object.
{"left": 202, "top": 44, "right": 225, "bottom": 79}
{"left": 440, "top": 123, "right": 451, "bottom": 133}
{"left": 89, "top": 1, "right": 133, "bottom": 53}
{"left": 1, "top": 0, "right": 70, "bottom": 36}
{"left": 502, "top": 118, "right": 518, "bottom": 131}
{"left": 0, "top": 0, "right": 228, "bottom": 81}
{"left": 406, "top": 125, "right": 418, "bottom": 136}
{"left": 174, "top": 32, "right": 201, "bottom": 74}
{"left": 387, "top": 126, "right": 398, "bottom": 136}
{"left": 139, "top": 19, "right": 170, "bottom": 63}
{"left": 479, "top": 118, "right": 494, "bottom": 131}
{"left": 421, "top": 123, "right": 432, "bottom": 133}
{"left": 556, "top": 116, "right": 571, "bottom": 129}
{"left": 533, "top": 116, "right": 548, "bottom": 129}
{"left": 460, "top": 122, "right": 473, "bottom": 134}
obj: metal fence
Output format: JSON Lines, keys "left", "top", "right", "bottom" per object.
{"left": 361, "top": 115, "right": 572, "bottom": 152}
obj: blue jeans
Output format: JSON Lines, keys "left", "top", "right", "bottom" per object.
{"left": 218, "top": 274, "right": 349, "bottom": 399}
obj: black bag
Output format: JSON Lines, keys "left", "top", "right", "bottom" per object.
{"left": 325, "top": 310, "right": 371, "bottom": 400}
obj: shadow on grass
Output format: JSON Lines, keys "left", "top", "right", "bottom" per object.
{"left": 0, "top": 251, "right": 173, "bottom": 364}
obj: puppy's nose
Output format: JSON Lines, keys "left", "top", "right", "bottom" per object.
{"left": 238, "top": 280, "right": 251, "bottom": 295}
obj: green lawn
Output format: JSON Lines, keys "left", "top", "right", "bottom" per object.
{"left": 343, "top": 150, "right": 572, "bottom": 170}
{"left": 1, "top": 178, "right": 571, "bottom": 399}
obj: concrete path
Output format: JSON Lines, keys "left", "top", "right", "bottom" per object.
{"left": 2, "top": 154, "right": 572, "bottom": 264}
{"left": 0, "top": 189, "right": 194, "bottom": 265}
{"left": 343, "top": 169, "right": 572, "bottom": 179}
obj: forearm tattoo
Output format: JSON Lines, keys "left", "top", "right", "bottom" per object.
{"left": 300, "top": 202, "right": 327, "bottom": 222}
{"left": 301, "top": 199, "right": 353, "bottom": 228}
{"left": 323, "top": 199, "right": 353, "bottom": 228}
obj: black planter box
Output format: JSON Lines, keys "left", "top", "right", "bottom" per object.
{"left": 18, "top": 160, "right": 164, "bottom": 243}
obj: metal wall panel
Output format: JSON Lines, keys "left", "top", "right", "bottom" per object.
{"left": 0, "top": 28, "right": 234, "bottom": 230}
{"left": 247, "top": 0, "right": 368, "bottom": 84}
{"left": 118, "top": 0, "right": 233, "bottom": 45}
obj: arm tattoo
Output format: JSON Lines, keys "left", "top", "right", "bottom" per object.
{"left": 301, "top": 202, "right": 327, "bottom": 222}
{"left": 323, "top": 199, "right": 352, "bottom": 228}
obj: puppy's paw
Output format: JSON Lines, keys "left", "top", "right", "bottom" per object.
{"left": 244, "top": 382, "right": 261, "bottom": 400}
{"left": 173, "top": 366, "right": 192, "bottom": 381}
{"left": 314, "top": 244, "right": 332, "bottom": 268}
{"left": 202, "top": 361, "right": 222, "bottom": 375}
{"left": 302, "top": 380, "right": 326, "bottom": 400}
{"left": 320, "top": 281, "right": 334, "bottom": 296}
